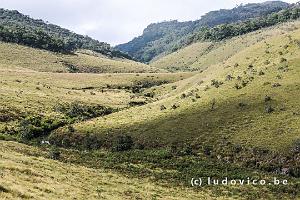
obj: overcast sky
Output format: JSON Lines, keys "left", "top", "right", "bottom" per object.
{"left": 0, "top": 0, "right": 298, "bottom": 45}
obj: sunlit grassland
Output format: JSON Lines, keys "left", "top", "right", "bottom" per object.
{"left": 0, "top": 42, "right": 164, "bottom": 73}
{"left": 0, "top": 70, "right": 193, "bottom": 110}
{"left": 1, "top": 18, "right": 300, "bottom": 200}
{"left": 0, "top": 43, "right": 194, "bottom": 134}
{"left": 151, "top": 21, "right": 300, "bottom": 72}
{"left": 56, "top": 20, "right": 300, "bottom": 153}
{"left": 0, "top": 68, "right": 194, "bottom": 135}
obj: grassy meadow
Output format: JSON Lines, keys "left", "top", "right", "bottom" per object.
{"left": 0, "top": 42, "right": 163, "bottom": 73}
{"left": 1, "top": 141, "right": 230, "bottom": 200}
{"left": 56, "top": 21, "right": 300, "bottom": 152}
{"left": 1, "top": 19, "right": 300, "bottom": 200}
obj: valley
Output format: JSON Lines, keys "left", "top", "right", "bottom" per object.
{"left": 1, "top": 1, "right": 300, "bottom": 199}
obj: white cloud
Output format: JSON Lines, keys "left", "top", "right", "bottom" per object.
{"left": 0, "top": 0, "right": 298, "bottom": 45}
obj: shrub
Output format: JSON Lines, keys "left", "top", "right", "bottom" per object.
{"left": 131, "top": 80, "right": 169, "bottom": 93}
{"left": 242, "top": 80, "right": 249, "bottom": 87}
{"left": 258, "top": 70, "right": 265, "bottom": 76}
{"left": 272, "top": 83, "right": 281, "bottom": 87}
{"left": 276, "top": 75, "right": 282, "bottom": 79}
{"left": 264, "top": 96, "right": 272, "bottom": 102}
{"left": 49, "top": 147, "right": 61, "bottom": 160}
{"left": 129, "top": 101, "right": 146, "bottom": 107}
{"left": 19, "top": 115, "right": 66, "bottom": 140}
{"left": 82, "top": 134, "right": 102, "bottom": 150}
{"left": 226, "top": 75, "right": 234, "bottom": 81}
{"left": 112, "top": 135, "right": 134, "bottom": 152}
{"left": 265, "top": 105, "right": 274, "bottom": 113}
{"left": 65, "top": 63, "right": 79, "bottom": 73}
{"left": 54, "top": 101, "right": 114, "bottom": 120}
{"left": 160, "top": 105, "right": 167, "bottom": 111}
{"left": 291, "top": 139, "right": 300, "bottom": 154}
{"left": 144, "top": 92, "right": 155, "bottom": 98}
{"left": 238, "top": 102, "right": 247, "bottom": 108}
{"left": 172, "top": 104, "right": 179, "bottom": 110}
{"left": 211, "top": 79, "right": 223, "bottom": 88}
{"left": 234, "top": 83, "right": 242, "bottom": 90}
{"left": 289, "top": 167, "right": 300, "bottom": 177}
{"left": 211, "top": 99, "right": 216, "bottom": 110}
{"left": 204, "top": 146, "right": 212, "bottom": 156}
{"left": 67, "top": 125, "right": 75, "bottom": 133}
{"left": 233, "top": 144, "right": 242, "bottom": 153}
{"left": 0, "top": 185, "right": 9, "bottom": 193}
{"left": 280, "top": 58, "right": 287, "bottom": 63}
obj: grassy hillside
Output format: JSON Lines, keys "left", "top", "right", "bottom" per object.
{"left": 51, "top": 20, "right": 300, "bottom": 184}
{"left": 0, "top": 42, "right": 162, "bottom": 73}
{"left": 1, "top": 140, "right": 298, "bottom": 200}
{"left": 59, "top": 22, "right": 300, "bottom": 149}
{"left": 0, "top": 50, "right": 194, "bottom": 147}
{"left": 2, "top": 6, "right": 300, "bottom": 200}
{"left": 151, "top": 21, "right": 300, "bottom": 72}
{"left": 0, "top": 141, "right": 231, "bottom": 200}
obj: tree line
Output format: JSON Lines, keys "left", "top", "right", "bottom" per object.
{"left": 0, "top": 9, "right": 130, "bottom": 59}
{"left": 188, "top": 7, "right": 300, "bottom": 44}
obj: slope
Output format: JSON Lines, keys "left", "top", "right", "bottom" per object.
{"left": 0, "top": 141, "right": 230, "bottom": 200}
{"left": 0, "top": 41, "right": 194, "bottom": 142}
{"left": 151, "top": 21, "right": 300, "bottom": 72}
{"left": 52, "top": 20, "right": 300, "bottom": 178}
{"left": 0, "top": 41, "right": 162, "bottom": 73}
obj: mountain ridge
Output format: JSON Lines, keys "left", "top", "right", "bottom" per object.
{"left": 116, "top": 1, "right": 291, "bottom": 62}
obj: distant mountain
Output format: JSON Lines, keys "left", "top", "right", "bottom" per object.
{"left": 116, "top": 1, "right": 290, "bottom": 62}
{"left": 0, "top": 9, "right": 131, "bottom": 59}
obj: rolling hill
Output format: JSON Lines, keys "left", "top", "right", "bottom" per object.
{"left": 1, "top": 2, "right": 300, "bottom": 200}
{"left": 0, "top": 41, "right": 162, "bottom": 73}
{"left": 49, "top": 20, "right": 300, "bottom": 199}
{"left": 55, "top": 20, "right": 300, "bottom": 152}
{"left": 150, "top": 21, "right": 297, "bottom": 72}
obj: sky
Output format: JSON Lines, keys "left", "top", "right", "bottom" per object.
{"left": 0, "top": 0, "right": 298, "bottom": 45}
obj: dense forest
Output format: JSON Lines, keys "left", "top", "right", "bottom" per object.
{"left": 0, "top": 9, "right": 131, "bottom": 59}
{"left": 116, "top": 1, "right": 290, "bottom": 62}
